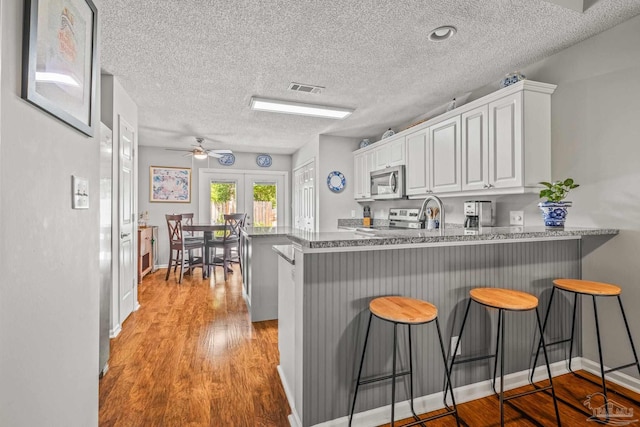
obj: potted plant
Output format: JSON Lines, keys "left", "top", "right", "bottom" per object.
{"left": 538, "top": 178, "right": 579, "bottom": 228}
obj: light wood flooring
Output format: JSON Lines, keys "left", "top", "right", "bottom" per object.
{"left": 99, "top": 265, "right": 640, "bottom": 426}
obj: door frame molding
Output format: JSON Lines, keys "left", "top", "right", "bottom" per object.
{"left": 198, "top": 168, "right": 290, "bottom": 226}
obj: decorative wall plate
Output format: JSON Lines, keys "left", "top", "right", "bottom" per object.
{"left": 327, "top": 171, "right": 346, "bottom": 193}
{"left": 256, "top": 154, "right": 272, "bottom": 167}
{"left": 218, "top": 153, "right": 235, "bottom": 166}
{"left": 381, "top": 128, "right": 395, "bottom": 139}
{"left": 359, "top": 139, "right": 371, "bottom": 149}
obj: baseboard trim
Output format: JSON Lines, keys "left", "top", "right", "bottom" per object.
{"left": 277, "top": 365, "right": 302, "bottom": 427}
{"left": 109, "top": 324, "right": 121, "bottom": 339}
{"left": 312, "top": 358, "right": 581, "bottom": 427}
{"left": 581, "top": 358, "right": 640, "bottom": 394}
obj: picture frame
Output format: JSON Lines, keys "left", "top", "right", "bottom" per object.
{"left": 150, "top": 166, "right": 192, "bottom": 203}
{"left": 22, "top": 0, "right": 98, "bottom": 137}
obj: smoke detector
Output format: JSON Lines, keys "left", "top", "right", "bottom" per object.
{"left": 288, "top": 82, "right": 324, "bottom": 94}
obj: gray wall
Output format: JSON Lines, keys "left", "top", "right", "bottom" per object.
{"left": 138, "top": 145, "right": 292, "bottom": 265}
{"left": 518, "top": 13, "right": 640, "bottom": 378}
{"left": 0, "top": 0, "right": 101, "bottom": 425}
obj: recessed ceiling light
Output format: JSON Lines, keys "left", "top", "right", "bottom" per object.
{"left": 249, "top": 97, "right": 353, "bottom": 119}
{"left": 428, "top": 25, "right": 457, "bottom": 42}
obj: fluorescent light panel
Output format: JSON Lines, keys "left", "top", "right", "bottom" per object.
{"left": 250, "top": 97, "right": 353, "bottom": 119}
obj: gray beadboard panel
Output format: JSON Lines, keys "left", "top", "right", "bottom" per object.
{"left": 302, "top": 240, "right": 580, "bottom": 426}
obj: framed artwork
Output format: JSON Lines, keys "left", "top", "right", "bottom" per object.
{"left": 150, "top": 166, "right": 191, "bottom": 203}
{"left": 22, "top": 0, "right": 98, "bottom": 136}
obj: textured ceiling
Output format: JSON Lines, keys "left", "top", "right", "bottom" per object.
{"left": 100, "top": 0, "right": 640, "bottom": 154}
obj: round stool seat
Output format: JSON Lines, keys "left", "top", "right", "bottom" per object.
{"left": 470, "top": 288, "right": 538, "bottom": 311}
{"left": 369, "top": 296, "right": 437, "bottom": 324}
{"left": 553, "top": 278, "right": 621, "bottom": 296}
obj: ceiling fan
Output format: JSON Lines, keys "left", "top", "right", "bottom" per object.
{"left": 166, "top": 137, "right": 232, "bottom": 160}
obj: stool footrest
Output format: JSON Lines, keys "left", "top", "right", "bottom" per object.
{"left": 398, "top": 409, "right": 458, "bottom": 427}
{"left": 503, "top": 385, "right": 553, "bottom": 401}
{"left": 541, "top": 337, "right": 572, "bottom": 347}
{"left": 358, "top": 370, "right": 410, "bottom": 386}
{"left": 451, "top": 353, "right": 495, "bottom": 365}
{"left": 604, "top": 362, "right": 639, "bottom": 374}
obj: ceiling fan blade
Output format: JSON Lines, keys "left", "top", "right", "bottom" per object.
{"left": 209, "top": 149, "right": 233, "bottom": 154}
{"left": 182, "top": 153, "right": 193, "bottom": 157}
{"left": 208, "top": 152, "right": 224, "bottom": 158}
{"left": 165, "top": 148, "right": 192, "bottom": 152}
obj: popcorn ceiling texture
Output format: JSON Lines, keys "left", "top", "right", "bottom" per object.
{"left": 100, "top": 0, "right": 640, "bottom": 154}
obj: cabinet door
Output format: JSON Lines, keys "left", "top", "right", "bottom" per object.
{"left": 430, "top": 116, "right": 461, "bottom": 193}
{"left": 374, "top": 144, "right": 390, "bottom": 170}
{"left": 461, "top": 105, "right": 489, "bottom": 191}
{"left": 363, "top": 151, "right": 375, "bottom": 198}
{"left": 353, "top": 154, "right": 364, "bottom": 199}
{"left": 388, "top": 138, "right": 405, "bottom": 167}
{"left": 405, "top": 130, "right": 430, "bottom": 195}
{"left": 489, "top": 93, "right": 523, "bottom": 188}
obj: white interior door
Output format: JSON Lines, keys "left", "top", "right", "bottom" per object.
{"left": 118, "top": 117, "right": 135, "bottom": 324}
{"left": 292, "top": 161, "right": 315, "bottom": 232}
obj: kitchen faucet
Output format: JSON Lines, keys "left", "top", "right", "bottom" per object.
{"left": 418, "top": 194, "right": 445, "bottom": 235}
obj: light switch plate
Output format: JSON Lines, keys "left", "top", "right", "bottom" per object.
{"left": 72, "top": 175, "right": 89, "bottom": 209}
{"left": 510, "top": 210, "right": 524, "bottom": 226}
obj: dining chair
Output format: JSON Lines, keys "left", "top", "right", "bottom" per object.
{"left": 180, "top": 213, "right": 205, "bottom": 244}
{"left": 204, "top": 213, "right": 246, "bottom": 281}
{"left": 165, "top": 214, "right": 204, "bottom": 284}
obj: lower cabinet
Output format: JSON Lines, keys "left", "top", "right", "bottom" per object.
{"left": 137, "top": 226, "right": 156, "bottom": 283}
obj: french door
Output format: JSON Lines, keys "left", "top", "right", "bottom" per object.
{"left": 198, "top": 170, "right": 288, "bottom": 227}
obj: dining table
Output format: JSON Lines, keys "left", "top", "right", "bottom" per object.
{"left": 182, "top": 223, "right": 233, "bottom": 278}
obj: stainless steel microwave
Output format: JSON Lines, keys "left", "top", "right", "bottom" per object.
{"left": 370, "top": 165, "right": 406, "bottom": 200}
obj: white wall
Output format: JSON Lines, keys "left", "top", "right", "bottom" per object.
{"left": 317, "top": 135, "right": 362, "bottom": 231}
{"left": 0, "top": 0, "right": 101, "bottom": 425}
{"left": 138, "top": 146, "right": 291, "bottom": 265}
{"left": 516, "top": 14, "right": 640, "bottom": 378}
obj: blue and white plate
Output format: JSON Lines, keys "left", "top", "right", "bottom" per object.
{"left": 218, "top": 153, "right": 235, "bottom": 166}
{"left": 327, "top": 171, "right": 346, "bottom": 193}
{"left": 256, "top": 154, "right": 272, "bottom": 167}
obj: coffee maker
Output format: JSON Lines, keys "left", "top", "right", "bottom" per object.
{"left": 464, "top": 201, "right": 493, "bottom": 228}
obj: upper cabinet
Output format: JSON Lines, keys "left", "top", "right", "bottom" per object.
{"left": 353, "top": 150, "right": 375, "bottom": 200}
{"left": 353, "top": 80, "right": 556, "bottom": 200}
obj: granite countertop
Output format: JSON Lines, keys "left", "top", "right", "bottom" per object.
{"left": 286, "top": 226, "right": 619, "bottom": 249}
{"left": 242, "top": 226, "right": 295, "bottom": 237}
{"left": 272, "top": 245, "right": 295, "bottom": 264}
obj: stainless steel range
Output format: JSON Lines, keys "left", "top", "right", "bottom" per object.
{"left": 388, "top": 208, "right": 425, "bottom": 229}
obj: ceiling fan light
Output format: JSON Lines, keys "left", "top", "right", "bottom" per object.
{"left": 193, "top": 152, "right": 208, "bottom": 160}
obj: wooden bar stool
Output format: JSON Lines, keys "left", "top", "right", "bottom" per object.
{"left": 448, "top": 288, "right": 561, "bottom": 427}
{"left": 349, "top": 296, "right": 460, "bottom": 427}
{"left": 532, "top": 279, "right": 640, "bottom": 405}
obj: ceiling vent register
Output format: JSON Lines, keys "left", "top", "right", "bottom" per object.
{"left": 288, "top": 82, "right": 324, "bottom": 94}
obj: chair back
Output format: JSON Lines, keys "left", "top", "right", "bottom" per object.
{"left": 181, "top": 213, "right": 195, "bottom": 237}
{"left": 166, "top": 214, "right": 184, "bottom": 246}
{"left": 223, "top": 213, "right": 247, "bottom": 242}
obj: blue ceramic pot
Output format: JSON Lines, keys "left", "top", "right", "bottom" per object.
{"left": 538, "top": 201, "right": 572, "bottom": 228}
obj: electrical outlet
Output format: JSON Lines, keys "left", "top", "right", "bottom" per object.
{"left": 450, "top": 336, "right": 461, "bottom": 356}
{"left": 510, "top": 210, "right": 524, "bottom": 226}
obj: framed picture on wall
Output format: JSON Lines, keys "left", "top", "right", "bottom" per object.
{"left": 22, "top": 0, "right": 98, "bottom": 136}
{"left": 150, "top": 166, "right": 191, "bottom": 203}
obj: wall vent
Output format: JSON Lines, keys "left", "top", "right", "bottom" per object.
{"left": 288, "top": 82, "right": 324, "bottom": 94}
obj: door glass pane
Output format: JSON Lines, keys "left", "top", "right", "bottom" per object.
{"left": 253, "top": 182, "right": 277, "bottom": 227}
{"left": 210, "top": 181, "right": 237, "bottom": 224}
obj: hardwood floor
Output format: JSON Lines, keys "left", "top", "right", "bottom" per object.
{"left": 99, "top": 266, "right": 290, "bottom": 426}
{"left": 100, "top": 265, "right": 640, "bottom": 426}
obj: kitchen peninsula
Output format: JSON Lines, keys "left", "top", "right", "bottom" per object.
{"left": 274, "top": 226, "right": 618, "bottom": 427}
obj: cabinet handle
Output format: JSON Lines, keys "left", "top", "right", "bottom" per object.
{"left": 121, "top": 232, "right": 130, "bottom": 239}
{"left": 483, "top": 184, "right": 490, "bottom": 189}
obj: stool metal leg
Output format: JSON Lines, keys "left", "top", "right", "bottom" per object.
{"left": 531, "top": 286, "right": 556, "bottom": 383}
{"left": 567, "top": 292, "right": 578, "bottom": 372}
{"left": 436, "top": 318, "right": 461, "bottom": 426}
{"left": 593, "top": 295, "right": 610, "bottom": 419}
{"left": 536, "top": 308, "right": 562, "bottom": 426}
{"left": 492, "top": 309, "right": 503, "bottom": 395}
{"left": 349, "top": 312, "right": 373, "bottom": 427}
{"left": 391, "top": 322, "right": 398, "bottom": 426}
{"left": 617, "top": 296, "right": 640, "bottom": 377}
{"left": 444, "top": 298, "right": 472, "bottom": 406}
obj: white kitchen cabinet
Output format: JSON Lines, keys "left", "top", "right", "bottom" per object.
{"left": 353, "top": 151, "right": 375, "bottom": 200}
{"left": 405, "top": 129, "right": 430, "bottom": 195}
{"left": 461, "top": 105, "right": 489, "bottom": 191}
{"left": 429, "top": 116, "right": 461, "bottom": 193}
{"left": 374, "top": 137, "right": 405, "bottom": 170}
{"left": 488, "top": 92, "right": 523, "bottom": 189}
